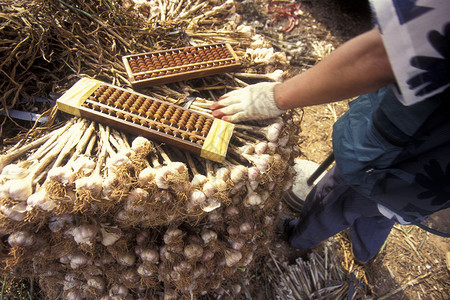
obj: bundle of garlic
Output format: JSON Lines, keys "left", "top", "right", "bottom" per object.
{"left": 1, "top": 106, "right": 300, "bottom": 299}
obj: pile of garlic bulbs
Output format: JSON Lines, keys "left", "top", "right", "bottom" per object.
{"left": 0, "top": 111, "right": 299, "bottom": 299}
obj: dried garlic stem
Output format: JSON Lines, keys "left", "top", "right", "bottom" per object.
{"left": 53, "top": 120, "right": 88, "bottom": 167}
{"left": 99, "top": 124, "right": 116, "bottom": 157}
{"left": 84, "top": 133, "right": 97, "bottom": 157}
{"left": 27, "top": 119, "right": 77, "bottom": 162}
{"left": 225, "top": 73, "right": 249, "bottom": 87}
{"left": 0, "top": 131, "right": 53, "bottom": 172}
{"left": 66, "top": 121, "right": 95, "bottom": 165}
{"left": 185, "top": 152, "right": 200, "bottom": 176}
{"left": 2, "top": 123, "right": 77, "bottom": 201}
{"left": 1, "top": 119, "right": 73, "bottom": 172}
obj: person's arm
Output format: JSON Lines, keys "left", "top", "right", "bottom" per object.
{"left": 274, "top": 28, "right": 395, "bottom": 109}
{"left": 211, "top": 28, "right": 396, "bottom": 122}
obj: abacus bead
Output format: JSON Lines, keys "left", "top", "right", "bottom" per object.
{"left": 186, "top": 123, "right": 194, "bottom": 131}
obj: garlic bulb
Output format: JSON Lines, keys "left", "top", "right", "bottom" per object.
{"left": 137, "top": 167, "right": 157, "bottom": 187}
{"left": 184, "top": 243, "right": 203, "bottom": 260}
{"left": 27, "top": 189, "right": 56, "bottom": 211}
{"left": 131, "top": 136, "right": 153, "bottom": 157}
{"left": 0, "top": 203, "right": 27, "bottom": 221}
{"left": 47, "top": 165, "right": 75, "bottom": 185}
{"left": 8, "top": 230, "right": 36, "bottom": 247}
{"left": 67, "top": 224, "right": 98, "bottom": 245}
{"left": 1, "top": 179, "right": 32, "bottom": 201}
{"left": 225, "top": 249, "right": 242, "bottom": 267}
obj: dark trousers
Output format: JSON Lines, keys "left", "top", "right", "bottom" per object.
{"left": 288, "top": 166, "right": 396, "bottom": 263}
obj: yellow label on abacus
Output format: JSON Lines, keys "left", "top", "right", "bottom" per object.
{"left": 201, "top": 119, "right": 234, "bottom": 163}
{"left": 56, "top": 78, "right": 103, "bottom": 117}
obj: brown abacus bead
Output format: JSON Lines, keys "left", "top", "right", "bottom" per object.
{"left": 148, "top": 121, "right": 156, "bottom": 129}
{"left": 108, "top": 109, "right": 116, "bottom": 116}
{"left": 163, "top": 106, "right": 176, "bottom": 119}
{"left": 178, "top": 111, "right": 190, "bottom": 123}
{"left": 136, "top": 75, "right": 143, "bottom": 80}
{"left": 204, "top": 119, "right": 213, "bottom": 126}
{"left": 140, "top": 119, "right": 148, "bottom": 126}
{"left": 132, "top": 117, "right": 140, "bottom": 123}
{"left": 141, "top": 99, "right": 152, "bottom": 110}
{"left": 169, "top": 110, "right": 183, "bottom": 125}
{"left": 123, "top": 100, "right": 134, "bottom": 111}
{"left": 154, "top": 104, "right": 168, "bottom": 120}
{"left": 185, "top": 123, "right": 194, "bottom": 131}
{"left": 98, "top": 95, "right": 107, "bottom": 104}
{"left": 92, "top": 104, "right": 100, "bottom": 111}
{"left": 124, "top": 114, "right": 132, "bottom": 121}
{"left": 189, "top": 136, "right": 197, "bottom": 142}
{"left": 196, "top": 140, "right": 204, "bottom": 146}
{"left": 156, "top": 124, "right": 165, "bottom": 131}
{"left": 130, "top": 107, "right": 138, "bottom": 114}
{"left": 144, "top": 56, "right": 153, "bottom": 70}
{"left": 94, "top": 90, "right": 103, "bottom": 97}
{"left": 100, "top": 107, "right": 108, "bottom": 114}
{"left": 146, "top": 102, "right": 160, "bottom": 118}
{"left": 186, "top": 113, "right": 198, "bottom": 124}
{"left": 181, "top": 132, "right": 189, "bottom": 140}
{"left": 177, "top": 120, "right": 187, "bottom": 128}
{"left": 172, "top": 130, "right": 181, "bottom": 137}
{"left": 164, "top": 127, "right": 172, "bottom": 135}
{"left": 116, "top": 112, "right": 124, "bottom": 119}
{"left": 201, "top": 129, "right": 209, "bottom": 136}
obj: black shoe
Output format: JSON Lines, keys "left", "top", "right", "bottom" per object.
{"left": 276, "top": 213, "right": 295, "bottom": 238}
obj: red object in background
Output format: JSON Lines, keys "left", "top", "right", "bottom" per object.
{"left": 266, "top": 1, "right": 302, "bottom": 33}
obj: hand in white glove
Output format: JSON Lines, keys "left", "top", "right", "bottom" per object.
{"left": 211, "top": 82, "right": 285, "bottom": 123}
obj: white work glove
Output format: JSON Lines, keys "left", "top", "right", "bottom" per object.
{"left": 212, "top": 82, "right": 285, "bottom": 123}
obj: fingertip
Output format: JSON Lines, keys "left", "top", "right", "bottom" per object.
{"left": 211, "top": 110, "right": 225, "bottom": 119}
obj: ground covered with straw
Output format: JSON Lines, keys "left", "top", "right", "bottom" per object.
{"left": 1, "top": 0, "right": 449, "bottom": 299}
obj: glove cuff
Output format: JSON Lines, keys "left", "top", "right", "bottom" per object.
{"left": 263, "top": 82, "right": 286, "bottom": 114}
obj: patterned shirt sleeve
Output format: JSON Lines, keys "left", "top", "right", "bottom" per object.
{"left": 370, "top": 0, "right": 450, "bottom": 105}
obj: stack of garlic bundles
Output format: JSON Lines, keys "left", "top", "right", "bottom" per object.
{"left": 0, "top": 112, "right": 299, "bottom": 299}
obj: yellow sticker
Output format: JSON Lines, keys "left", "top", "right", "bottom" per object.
{"left": 201, "top": 119, "right": 234, "bottom": 163}
{"left": 56, "top": 78, "right": 102, "bottom": 117}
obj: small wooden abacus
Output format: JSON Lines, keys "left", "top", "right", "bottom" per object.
{"left": 122, "top": 43, "right": 241, "bottom": 88}
{"left": 56, "top": 78, "right": 234, "bottom": 162}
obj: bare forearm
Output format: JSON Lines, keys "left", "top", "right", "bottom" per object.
{"left": 275, "top": 28, "right": 396, "bottom": 110}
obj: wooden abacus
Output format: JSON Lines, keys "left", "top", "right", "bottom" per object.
{"left": 56, "top": 78, "right": 234, "bottom": 162}
{"left": 122, "top": 43, "right": 241, "bottom": 88}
